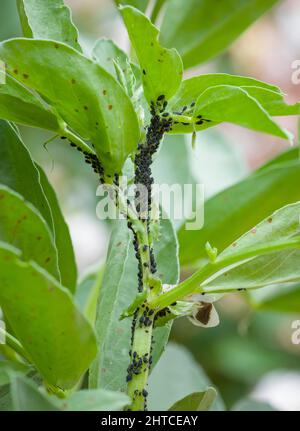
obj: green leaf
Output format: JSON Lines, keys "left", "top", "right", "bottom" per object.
{"left": 0, "top": 121, "right": 77, "bottom": 291}
{"left": 0, "top": 39, "right": 140, "bottom": 174}
{"left": 37, "top": 165, "right": 77, "bottom": 293}
{"left": 115, "top": 0, "right": 148, "bottom": 11}
{"left": 169, "top": 388, "right": 217, "bottom": 411}
{"left": 8, "top": 373, "right": 129, "bottom": 411}
{"left": 121, "top": 5, "right": 183, "bottom": 103}
{"left": 0, "top": 384, "right": 12, "bottom": 411}
{"left": 242, "top": 86, "right": 300, "bottom": 116}
{"left": 0, "top": 121, "right": 54, "bottom": 231}
{"left": 232, "top": 398, "right": 277, "bottom": 411}
{"left": 250, "top": 283, "right": 300, "bottom": 313}
{"left": 217, "top": 203, "right": 300, "bottom": 262}
{"left": 92, "top": 38, "right": 140, "bottom": 97}
{"left": 148, "top": 343, "right": 224, "bottom": 411}
{"left": 17, "top": 0, "right": 82, "bottom": 51}
{"left": 0, "top": 185, "right": 60, "bottom": 281}
{"left": 61, "top": 389, "right": 129, "bottom": 411}
{"left": 178, "top": 148, "right": 300, "bottom": 267}
{"left": 0, "top": 243, "right": 97, "bottom": 389}
{"left": 152, "top": 134, "right": 197, "bottom": 229}
{"left": 89, "top": 217, "right": 179, "bottom": 391}
{"left": 0, "top": 361, "right": 29, "bottom": 387}
{"left": 89, "top": 221, "right": 130, "bottom": 391}
{"left": 160, "top": 0, "right": 280, "bottom": 68}
{"left": 191, "top": 129, "right": 247, "bottom": 198}
{"left": 169, "top": 74, "right": 300, "bottom": 133}
{"left": 192, "top": 85, "right": 291, "bottom": 140}
{"left": 204, "top": 202, "right": 300, "bottom": 293}
{"left": 0, "top": 73, "right": 62, "bottom": 132}
{"left": 75, "top": 265, "right": 104, "bottom": 324}
{"left": 10, "top": 374, "right": 59, "bottom": 411}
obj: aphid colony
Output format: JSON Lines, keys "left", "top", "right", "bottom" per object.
{"left": 171, "top": 101, "right": 212, "bottom": 127}
{"left": 126, "top": 350, "right": 152, "bottom": 383}
{"left": 63, "top": 138, "right": 105, "bottom": 180}
{"left": 132, "top": 94, "right": 174, "bottom": 286}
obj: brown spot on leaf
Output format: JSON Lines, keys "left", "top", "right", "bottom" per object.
{"left": 36, "top": 236, "right": 42, "bottom": 241}
{"left": 103, "top": 90, "right": 107, "bottom": 96}
{"left": 23, "top": 74, "right": 29, "bottom": 79}
{"left": 54, "top": 43, "right": 60, "bottom": 49}
{"left": 45, "top": 257, "right": 51, "bottom": 263}
{"left": 268, "top": 217, "right": 273, "bottom": 223}
{"left": 84, "top": 106, "right": 88, "bottom": 110}
{"left": 71, "top": 78, "right": 76, "bottom": 84}
{"left": 108, "top": 104, "right": 113, "bottom": 110}
{"left": 13, "top": 69, "right": 18, "bottom": 74}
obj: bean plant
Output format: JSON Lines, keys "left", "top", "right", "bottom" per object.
{"left": 0, "top": 0, "right": 300, "bottom": 412}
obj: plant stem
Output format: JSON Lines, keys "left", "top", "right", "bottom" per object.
{"left": 127, "top": 308, "right": 153, "bottom": 410}
{"left": 121, "top": 97, "right": 172, "bottom": 410}
{"left": 0, "top": 327, "right": 31, "bottom": 362}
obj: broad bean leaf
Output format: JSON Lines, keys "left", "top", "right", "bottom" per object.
{"left": 90, "top": 217, "right": 179, "bottom": 391}
{"left": 0, "top": 361, "right": 29, "bottom": 387}
{"left": 250, "top": 283, "right": 300, "bottom": 313}
{"left": 0, "top": 39, "right": 140, "bottom": 174}
{"left": 204, "top": 203, "right": 300, "bottom": 293}
{"left": 0, "top": 122, "right": 77, "bottom": 291}
{"left": 121, "top": 6, "right": 183, "bottom": 103}
{"left": 0, "top": 384, "right": 12, "bottom": 411}
{"left": 169, "top": 74, "right": 299, "bottom": 135}
{"left": 37, "top": 166, "right": 77, "bottom": 293}
{"left": 60, "top": 389, "right": 129, "bottom": 411}
{"left": 152, "top": 134, "right": 196, "bottom": 229}
{"left": 9, "top": 373, "right": 129, "bottom": 411}
{"left": 253, "top": 283, "right": 300, "bottom": 313}
{"left": 242, "top": 87, "right": 300, "bottom": 117}
{"left": 115, "top": 0, "right": 148, "bottom": 11}
{"left": 0, "top": 121, "right": 53, "bottom": 227}
{"left": 178, "top": 148, "right": 300, "bottom": 267}
{"left": 169, "top": 388, "right": 217, "bottom": 411}
{"left": 192, "top": 85, "right": 291, "bottom": 140}
{"left": 0, "top": 185, "right": 60, "bottom": 280}
{"left": 89, "top": 221, "right": 130, "bottom": 391}
{"left": 17, "top": 0, "right": 82, "bottom": 51}
{"left": 0, "top": 243, "right": 97, "bottom": 389}
{"left": 75, "top": 265, "right": 104, "bottom": 324}
{"left": 92, "top": 38, "right": 140, "bottom": 96}
{"left": 0, "top": 73, "right": 62, "bottom": 132}
{"left": 148, "top": 343, "right": 224, "bottom": 411}
{"left": 160, "top": 0, "right": 280, "bottom": 68}
{"left": 10, "top": 374, "right": 59, "bottom": 411}
{"left": 170, "top": 74, "right": 282, "bottom": 110}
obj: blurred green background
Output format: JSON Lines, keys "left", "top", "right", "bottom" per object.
{"left": 1, "top": 0, "right": 300, "bottom": 411}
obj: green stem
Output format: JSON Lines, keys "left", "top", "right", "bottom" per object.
{"left": 0, "top": 327, "right": 31, "bottom": 362}
{"left": 127, "top": 309, "right": 153, "bottom": 411}
{"left": 62, "top": 128, "right": 96, "bottom": 155}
